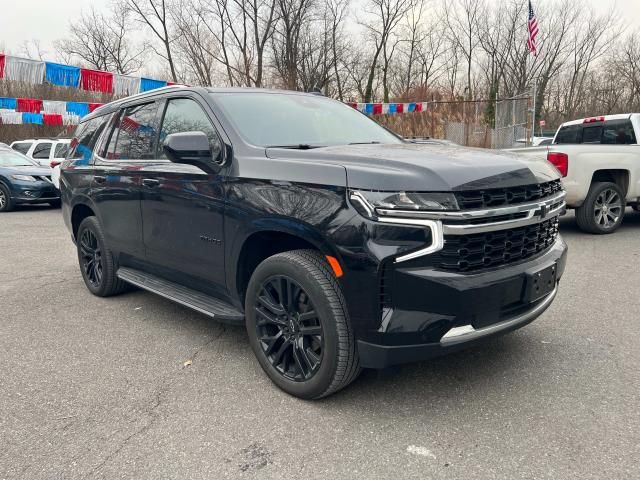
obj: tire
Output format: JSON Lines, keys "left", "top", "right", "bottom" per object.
{"left": 245, "top": 249, "right": 361, "bottom": 399}
{"left": 575, "top": 182, "right": 626, "bottom": 234}
{"left": 49, "top": 200, "right": 61, "bottom": 208}
{"left": 0, "top": 184, "right": 14, "bottom": 212}
{"left": 76, "top": 216, "right": 128, "bottom": 297}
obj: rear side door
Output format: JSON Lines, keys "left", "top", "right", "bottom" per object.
{"left": 91, "top": 101, "right": 162, "bottom": 261}
{"left": 140, "top": 94, "right": 228, "bottom": 297}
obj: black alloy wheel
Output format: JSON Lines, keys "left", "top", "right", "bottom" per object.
{"left": 79, "top": 228, "right": 103, "bottom": 288}
{"left": 255, "top": 275, "right": 324, "bottom": 381}
{"left": 245, "top": 250, "right": 360, "bottom": 399}
{"left": 76, "top": 216, "right": 127, "bottom": 297}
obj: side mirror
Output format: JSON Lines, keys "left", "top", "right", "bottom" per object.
{"left": 162, "top": 131, "right": 221, "bottom": 174}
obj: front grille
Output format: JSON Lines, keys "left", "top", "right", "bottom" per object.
{"left": 437, "top": 217, "right": 559, "bottom": 272}
{"left": 455, "top": 179, "right": 562, "bottom": 210}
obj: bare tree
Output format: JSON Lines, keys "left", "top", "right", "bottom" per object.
{"left": 125, "top": 0, "right": 179, "bottom": 81}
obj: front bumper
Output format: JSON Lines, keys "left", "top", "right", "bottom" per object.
{"left": 11, "top": 181, "right": 59, "bottom": 204}
{"left": 357, "top": 238, "right": 567, "bottom": 368}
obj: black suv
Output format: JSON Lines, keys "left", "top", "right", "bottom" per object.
{"left": 61, "top": 87, "right": 568, "bottom": 399}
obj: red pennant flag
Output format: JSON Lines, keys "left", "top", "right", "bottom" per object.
{"left": 16, "top": 98, "right": 43, "bottom": 113}
{"left": 88, "top": 103, "right": 104, "bottom": 113}
{"left": 415, "top": 103, "right": 423, "bottom": 113}
{"left": 0, "top": 54, "right": 5, "bottom": 79}
{"left": 348, "top": 102, "right": 357, "bottom": 109}
{"left": 43, "top": 113, "right": 63, "bottom": 126}
{"left": 396, "top": 103, "right": 404, "bottom": 114}
{"left": 80, "top": 69, "right": 114, "bottom": 93}
{"left": 373, "top": 103, "right": 383, "bottom": 115}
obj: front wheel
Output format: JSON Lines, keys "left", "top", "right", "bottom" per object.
{"left": 245, "top": 250, "right": 360, "bottom": 399}
{"left": 0, "top": 184, "right": 14, "bottom": 212}
{"left": 575, "top": 182, "right": 626, "bottom": 234}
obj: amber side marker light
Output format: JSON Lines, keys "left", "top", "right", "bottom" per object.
{"left": 325, "top": 255, "right": 344, "bottom": 278}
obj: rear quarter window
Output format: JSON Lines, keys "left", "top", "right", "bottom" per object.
{"left": 12, "top": 142, "right": 32, "bottom": 154}
{"left": 69, "top": 115, "right": 110, "bottom": 164}
{"left": 602, "top": 120, "right": 636, "bottom": 144}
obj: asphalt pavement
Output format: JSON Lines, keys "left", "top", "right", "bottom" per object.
{"left": 0, "top": 206, "right": 639, "bottom": 479}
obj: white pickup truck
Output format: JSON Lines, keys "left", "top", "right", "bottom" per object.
{"left": 510, "top": 114, "right": 640, "bottom": 234}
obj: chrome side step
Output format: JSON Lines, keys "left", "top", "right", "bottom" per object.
{"left": 117, "top": 267, "right": 244, "bottom": 324}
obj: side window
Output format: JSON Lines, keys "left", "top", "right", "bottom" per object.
{"left": 12, "top": 142, "right": 32, "bottom": 154}
{"left": 54, "top": 143, "right": 69, "bottom": 159}
{"left": 107, "top": 103, "right": 159, "bottom": 161}
{"left": 582, "top": 126, "right": 603, "bottom": 144}
{"left": 554, "top": 125, "right": 582, "bottom": 144}
{"left": 70, "top": 115, "right": 110, "bottom": 163}
{"left": 32, "top": 142, "right": 53, "bottom": 159}
{"left": 602, "top": 120, "right": 637, "bottom": 145}
{"left": 158, "top": 98, "right": 222, "bottom": 162}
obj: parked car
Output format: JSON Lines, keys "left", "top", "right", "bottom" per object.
{"left": 61, "top": 87, "right": 567, "bottom": 399}
{"left": 10, "top": 138, "right": 71, "bottom": 167}
{"left": 0, "top": 149, "right": 60, "bottom": 211}
{"left": 510, "top": 114, "right": 640, "bottom": 234}
{"left": 514, "top": 136, "right": 554, "bottom": 147}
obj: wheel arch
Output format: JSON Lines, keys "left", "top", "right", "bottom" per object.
{"left": 591, "top": 169, "right": 630, "bottom": 196}
{"left": 71, "top": 201, "right": 97, "bottom": 240}
{"left": 232, "top": 219, "right": 343, "bottom": 305}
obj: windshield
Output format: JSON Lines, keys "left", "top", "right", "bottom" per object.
{"left": 213, "top": 92, "right": 402, "bottom": 147}
{"left": 0, "top": 150, "right": 37, "bottom": 167}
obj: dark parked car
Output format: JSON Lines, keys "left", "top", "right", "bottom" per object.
{"left": 61, "top": 87, "right": 568, "bottom": 399}
{"left": 0, "top": 149, "right": 60, "bottom": 212}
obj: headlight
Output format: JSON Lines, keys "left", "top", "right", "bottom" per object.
{"left": 349, "top": 189, "right": 458, "bottom": 219}
{"left": 11, "top": 175, "right": 37, "bottom": 182}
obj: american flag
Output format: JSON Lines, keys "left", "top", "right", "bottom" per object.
{"left": 527, "top": 0, "right": 539, "bottom": 56}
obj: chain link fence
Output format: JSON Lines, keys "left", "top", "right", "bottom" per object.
{"left": 376, "top": 96, "right": 532, "bottom": 149}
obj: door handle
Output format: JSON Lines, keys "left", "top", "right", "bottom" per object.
{"left": 94, "top": 175, "right": 106, "bottom": 184}
{"left": 142, "top": 178, "right": 160, "bottom": 188}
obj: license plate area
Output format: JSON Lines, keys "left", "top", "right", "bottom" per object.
{"left": 525, "top": 263, "right": 557, "bottom": 303}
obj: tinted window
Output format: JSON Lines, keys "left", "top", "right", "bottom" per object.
{"left": 54, "top": 143, "right": 69, "bottom": 158}
{"left": 108, "top": 103, "right": 159, "bottom": 160}
{"left": 602, "top": 120, "right": 636, "bottom": 144}
{"left": 70, "top": 115, "right": 109, "bottom": 163}
{"left": 214, "top": 93, "right": 401, "bottom": 147}
{"left": 582, "top": 126, "right": 602, "bottom": 144}
{"left": 158, "top": 98, "right": 222, "bottom": 161}
{"left": 12, "top": 142, "right": 32, "bottom": 154}
{"left": 554, "top": 125, "right": 582, "bottom": 144}
{"left": 32, "top": 142, "right": 53, "bottom": 159}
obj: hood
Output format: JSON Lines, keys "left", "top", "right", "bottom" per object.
{"left": 266, "top": 143, "right": 559, "bottom": 191}
{"left": 0, "top": 165, "right": 52, "bottom": 177}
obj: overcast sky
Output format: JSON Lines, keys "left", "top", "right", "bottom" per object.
{"left": 1, "top": 0, "right": 637, "bottom": 62}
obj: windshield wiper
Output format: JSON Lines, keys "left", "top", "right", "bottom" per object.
{"left": 348, "top": 141, "right": 381, "bottom": 145}
{"left": 265, "top": 144, "right": 325, "bottom": 150}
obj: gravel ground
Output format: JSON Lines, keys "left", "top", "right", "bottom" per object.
{"left": 0, "top": 206, "right": 639, "bottom": 480}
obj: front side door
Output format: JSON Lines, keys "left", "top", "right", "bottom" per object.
{"left": 31, "top": 142, "right": 53, "bottom": 166}
{"left": 140, "top": 95, "right": 227, "bottom": 297}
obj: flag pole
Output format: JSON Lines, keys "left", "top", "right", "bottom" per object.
{"left": 531, "top": 77, "right": 537, "bottom": 145}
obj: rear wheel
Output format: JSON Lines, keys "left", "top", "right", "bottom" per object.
{"left": 0, "top": 184, "right": 14, "bottom": 212}
{"left": 575, "top": 182, "right": 625, "bottom": 234}
{"left": 76, "top": 217, "right": 127, "bottom": 297}
{"left": 245, "top": 250, "right": 360, "bottom": 399}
